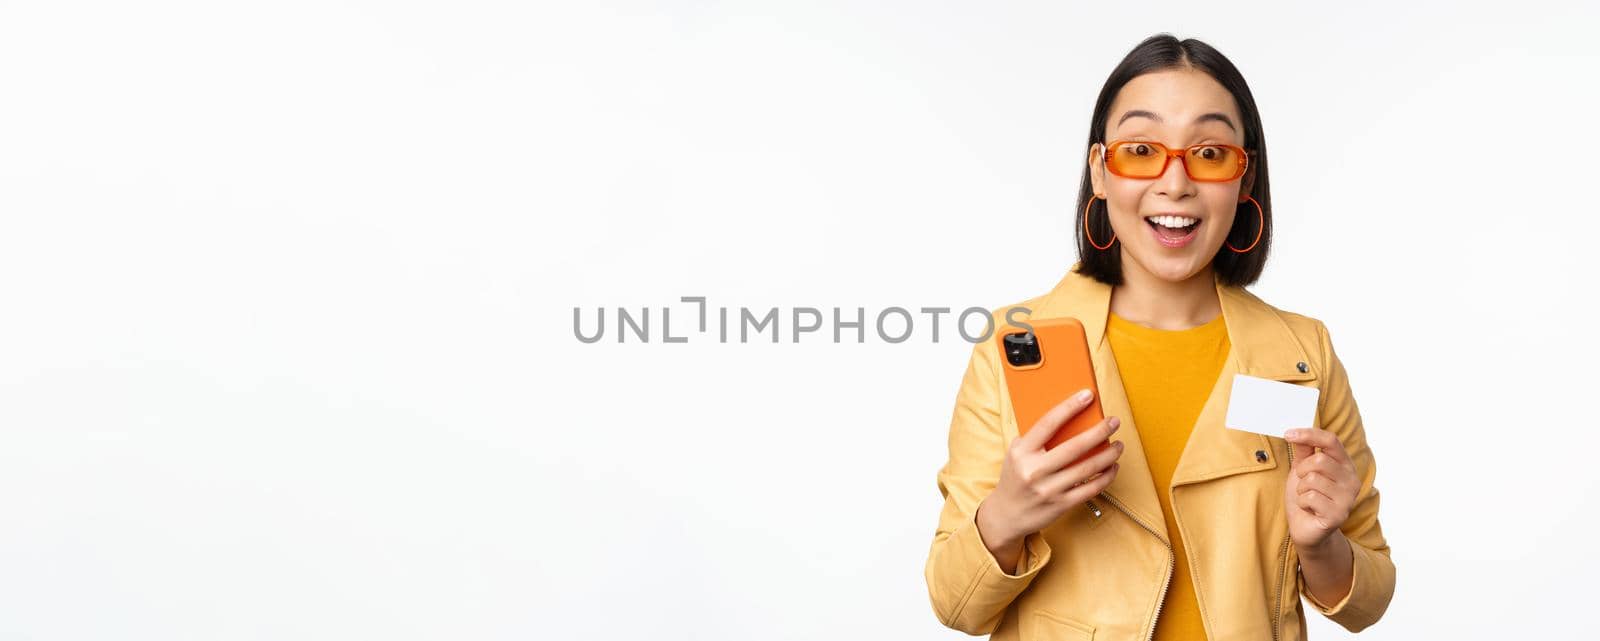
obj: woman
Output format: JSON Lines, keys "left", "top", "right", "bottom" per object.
{"left": 923, "top": 35, "right": 1395, "bottom": 641}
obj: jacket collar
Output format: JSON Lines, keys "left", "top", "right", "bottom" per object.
{"left": 1025, "top": 262, "right": 1313, "bottom": 382}
{"left": 1014, "top": 262, "right": 1316, "bottom": 538}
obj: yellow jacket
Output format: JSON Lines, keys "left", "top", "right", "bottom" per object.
{"left": 924, "top": 263, "right": 1395, "bottom": 640}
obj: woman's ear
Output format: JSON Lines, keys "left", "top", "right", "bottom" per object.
{"left": 1088, "top": 143, "right": 1105, "bottom": 196}
{"left": 1238, "top": 161, "right": 1256, "bottom": 202}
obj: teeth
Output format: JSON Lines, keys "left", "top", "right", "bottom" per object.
{"left": 1146, "top": 215, "right": 1198, "bottom": 229}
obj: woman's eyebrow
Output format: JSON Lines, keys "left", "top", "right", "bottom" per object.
{"left": 1116, "top": 109, "right": 1237, "bottom": 132}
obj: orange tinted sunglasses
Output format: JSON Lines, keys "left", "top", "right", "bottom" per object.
{"left": 1100, "top": 140, "right": 1250, "bottom": 182}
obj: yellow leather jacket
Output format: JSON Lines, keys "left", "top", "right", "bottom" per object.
{"left": 924, "top": 263, "right": 1395, "bottom": 640}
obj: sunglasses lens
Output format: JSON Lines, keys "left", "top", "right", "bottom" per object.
{"left": 1107, "top": 142, "right": 1168, "bottom": 178}
{"left": 1186, "top": 145, "right": 1244, "bottom": 181}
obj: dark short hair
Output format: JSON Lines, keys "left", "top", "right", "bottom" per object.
{"left": 1075, "top": 33, "right": 1271, "bottom": 287}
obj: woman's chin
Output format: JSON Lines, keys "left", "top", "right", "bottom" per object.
{"left": 1129, "top": 246, "right": 1212, "bottom": 283}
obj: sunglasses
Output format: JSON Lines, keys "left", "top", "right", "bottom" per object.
{"left": 1100, "top": 140, "right": 1251, "bottom": 182}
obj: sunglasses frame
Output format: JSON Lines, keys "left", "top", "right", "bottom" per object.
{"left": 1100, "top": 140, "right": 1252, "bottom": 182}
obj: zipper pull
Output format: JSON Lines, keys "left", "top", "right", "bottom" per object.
{"left": 1086, "top": 500, "right": 1103, "bottom": 519}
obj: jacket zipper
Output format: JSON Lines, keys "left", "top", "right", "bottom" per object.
{"left": 1096, "top": 491, "right": 1174, "bottom": 641}
{"left": 1271, "top": 439, "right": 1296, "bottom": 641}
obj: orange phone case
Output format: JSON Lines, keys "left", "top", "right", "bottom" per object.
{"left": 996, "top": 317, "right": 1113, "bottom": 464}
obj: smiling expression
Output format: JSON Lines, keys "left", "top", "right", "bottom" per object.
{"left": 1088, "top": 68, "right": 1256, "bottom": 283}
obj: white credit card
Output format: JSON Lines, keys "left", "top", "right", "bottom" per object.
{"left": 1224, "top": 373, "right": 1320, "bottom": 436}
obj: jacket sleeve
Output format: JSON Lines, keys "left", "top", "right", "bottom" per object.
{"left": 924, "top": 338, "right": 1053, "bottom": 635}
{"left": 1297, "top": 320, "right": 1397, "bottom": 632}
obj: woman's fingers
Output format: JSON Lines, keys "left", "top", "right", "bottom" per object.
{"left": 1294, "top": 450, "right": 1355, "bottom": 482}
{"left": 1296, "top": 470, "right": 1339, "bottom": 498}
{"left": 1039, "top": 437, "right": 1124, "bottom": 496}
{"left": 1039, "top": 415, "right": 1121, "bottom": 472}
{"left": 1296, "top": 486, "right": 1344, "bottom": 522}
{"left": 1284, "top": 427, "right": 1349, "bottom": 464}
{"left": 988, "top": 389, "right": 1116, "bottom": 542}
{"left": 1060, "top": 462, "right": 1119, "bottom": 505}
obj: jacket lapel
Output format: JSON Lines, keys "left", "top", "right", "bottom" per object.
{"left": 1021, "top": 263, "right": 1317, "bottom": 539}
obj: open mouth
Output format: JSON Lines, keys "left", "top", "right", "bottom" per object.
{"left": 1145, "top": 215, "right": 1201, "bottom": 247}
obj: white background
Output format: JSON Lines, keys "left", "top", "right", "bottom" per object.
{"left": 2, "top": 1, "right": 1596, "bottom": 639}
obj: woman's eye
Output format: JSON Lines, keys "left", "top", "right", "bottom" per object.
{"left": 1131, "top": 144, "right": 1154, "bottom": 156}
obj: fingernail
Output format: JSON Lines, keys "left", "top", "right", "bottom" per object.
{"left": 1076, "top": 388, "right": 1092, "bottom": 402}
{"left": 1109, "top": 416, "right": 1120, "bottom": 430}
{"left": 1285, "top": 429, "right": 1300, "bottom": 438}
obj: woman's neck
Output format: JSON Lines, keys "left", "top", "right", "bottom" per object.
{"left": 1109, "top": 259, "right": 1222, "bottom": 331}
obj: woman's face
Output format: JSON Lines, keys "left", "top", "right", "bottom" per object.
{"left": 1088, "top": 68, "right": 1255, "bottom": 283}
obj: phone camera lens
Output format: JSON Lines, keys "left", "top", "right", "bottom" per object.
{"left": 1002, "top": 332, "right": 1042, "bottom": 367}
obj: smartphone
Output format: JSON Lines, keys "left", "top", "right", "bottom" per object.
{"left": 996, "top": 317, "right": 1113, "bottom": 465}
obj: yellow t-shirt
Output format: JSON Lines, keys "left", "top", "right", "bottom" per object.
{"left": 1106, "top": 310, "right": 1231, "bottom": 641}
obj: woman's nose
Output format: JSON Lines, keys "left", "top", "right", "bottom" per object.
{"left": 1155, "top": 154, "right": 1196, "bottom": 197}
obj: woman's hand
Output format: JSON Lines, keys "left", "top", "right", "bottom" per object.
{"left": 1283, "top": 427, "right": 1360, "bottom": 552}
{"left": 976, "top": 389, "right": 1124, "bottom": 568}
